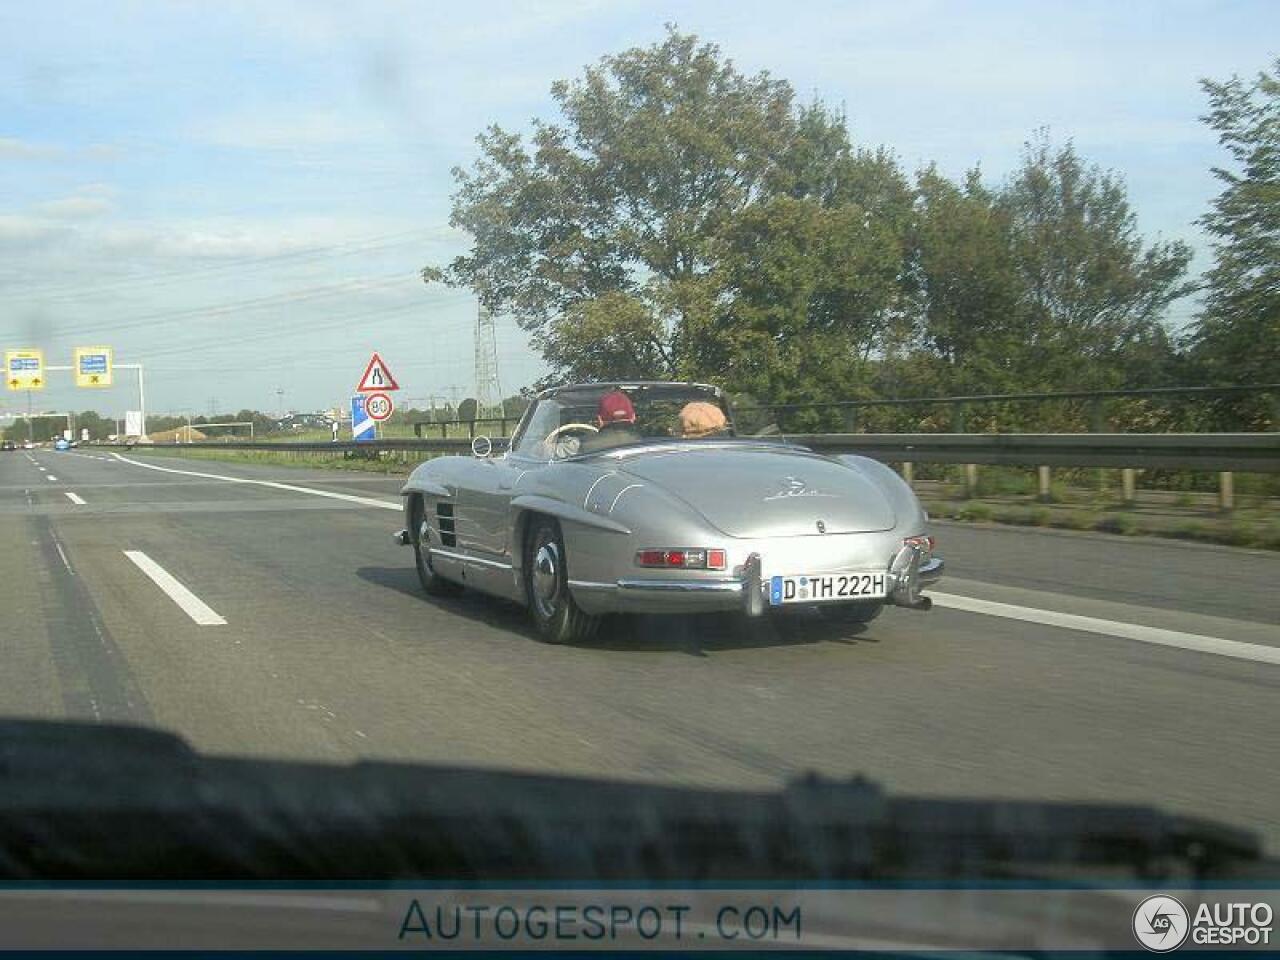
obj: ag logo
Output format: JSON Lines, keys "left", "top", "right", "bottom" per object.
{"left": 1133, "top": 895, "right": 1190, "bottom": 952}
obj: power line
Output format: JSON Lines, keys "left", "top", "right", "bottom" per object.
{"left": 0, "top": 227, "right": 441, "bottom": 303}
{"left": 137, "top": 297, "right": 479, "bottom": 369}
{"left": 29, "top": 273, "right": 435, "bottom": 342}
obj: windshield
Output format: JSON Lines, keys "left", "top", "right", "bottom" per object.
{"left": 512, "top": 384, "right": 733, "bottom": 459}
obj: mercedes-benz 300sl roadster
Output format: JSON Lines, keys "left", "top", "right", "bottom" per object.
{"left": 395, "top": 381, "right": 942, "bottom": 643}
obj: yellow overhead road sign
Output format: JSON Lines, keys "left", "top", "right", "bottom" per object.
{"left": 75, "top": 346, "right": 113, "bottom": 388}
{"left": 5, "top": 350, "right": 44, "bottom": 391}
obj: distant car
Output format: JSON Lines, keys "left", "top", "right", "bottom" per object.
{"left": 22, "top": 441, "right": 34, "bottom": 450}
{"left": 396, "top": 381, "right": 942, "bottom": 643}
{"left": 1, "top": 441, "right": 15, "bottom": 452}
{"left": 54, "top": 438, "right": 70, "bottom": 451}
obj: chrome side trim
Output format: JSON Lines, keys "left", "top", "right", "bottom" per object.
{"left": 615, "top": 578, "right": 743, "bottom": 594}
{"left": 608, "top": 483, "right": 644, "bottom": 512}
{"left": 429, "top": 547, "right": 512, "bottom": 571}
{"left": 582, "top": 472, "right": 616, "bottom": 507}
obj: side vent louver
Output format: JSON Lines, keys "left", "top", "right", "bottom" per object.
{"left": 436, "top": 502, "right": 456, "bottom": 547}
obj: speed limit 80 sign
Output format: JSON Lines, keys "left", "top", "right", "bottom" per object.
{"left": 364, "top": 391, "right": 395, "bottom": 421}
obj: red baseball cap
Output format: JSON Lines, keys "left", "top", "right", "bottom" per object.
{"left": 597, "top": 390, "right": 636, "bottom": 424}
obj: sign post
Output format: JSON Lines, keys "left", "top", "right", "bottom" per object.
{"left": 74, "top": 347, "right": 113, "bottom": 388}
{"left": 5, "top": 350, "right": 44, "bottom": 392}
{"left": 364, "top": 391, "right": 395, "bottom": 422}
{"left": 351, "top": 395, "right": 376, "bottom": 443}
{"left": 353, "top": 353, "right": 399, "bottom": 443}
{"left": 356, "top": 353, "right": 400, "bottom": 394}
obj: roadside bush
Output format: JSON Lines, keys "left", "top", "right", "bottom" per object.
{"left": 1095, "top": 513, "right": 1139, "bottom": 536}
{"left": 1027, "top": 507, "right": 1052, "bottom": 526}
{"left": 1060, "top": 510, "right": 1098, "bottom": 531}
{"left": 956, "top": 503, "right": 994, "bottom": 523}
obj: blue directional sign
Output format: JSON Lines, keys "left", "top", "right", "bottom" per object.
{"left": 74, "top": 346, "right": 113, "bottom": 387}
{"left": 351, "top": 394, "right": 376, "bottom": 442}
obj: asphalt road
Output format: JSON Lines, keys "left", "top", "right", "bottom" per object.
{"left": 3, "top": 446, "right": 1278, "bottom": 856}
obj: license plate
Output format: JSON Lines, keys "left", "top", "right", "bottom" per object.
{"left": 768, "top": 572, "right": 887, "bottom": 605}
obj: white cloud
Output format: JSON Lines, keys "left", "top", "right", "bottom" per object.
{"left": 0, "top": 136, "right": 61, "bottom": 159}
{"left": 0, "top": 215, "right": 72, "bottom": 247}
{"left": 192, "top": 109, "right": 393, "bottom": 150}
{"left": 83, "top": 143, "right": 125, "bottom": 160}
{"left": 33, "top": 196, "right": 114, "bottom": 219}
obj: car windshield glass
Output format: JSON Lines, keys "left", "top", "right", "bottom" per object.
{"left": 512, "top": 385, "right": 732, "bottom": 459}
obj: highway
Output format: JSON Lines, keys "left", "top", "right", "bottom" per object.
{"left": 3, "top": 446, "right": 1278, "bottom": 853}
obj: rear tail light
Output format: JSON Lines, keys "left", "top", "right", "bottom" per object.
{"left": 903, "top": 535, "right": 934, "bottom": 557}
{"left": 635, "top": 548, "right": 727, "bottom": 570}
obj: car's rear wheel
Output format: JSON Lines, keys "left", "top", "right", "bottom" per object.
{"left": 817, "top": 600, "right": 885, "bottom": 624}
{"left": 524, "top": 517, "right": 599, "bottom": 644}
{"left": 410, "top": 497, "right": 462, "bottom": 598}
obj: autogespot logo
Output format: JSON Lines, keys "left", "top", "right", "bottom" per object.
{"left": 1133, "top": 895, "right": 1191, "bottom": 952}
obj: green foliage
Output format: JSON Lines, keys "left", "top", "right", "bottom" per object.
{"left": 955, "top": 502, "right": 994, "bottom": 523}
{"left": 430, "top": 28, "right": 1198, "bottom": 405}
{"left": 1185, "top": 60, "right": 1280, "bottom": 427}
{"left": 998, "top": 135, "right": 1192, "bottom": 389}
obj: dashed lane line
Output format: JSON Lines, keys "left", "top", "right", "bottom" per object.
{"left": 123, "top": 550, "right": 227, "bottom": 627}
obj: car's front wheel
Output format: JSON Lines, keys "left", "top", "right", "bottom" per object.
{"left": 817, "top": 600, "right": 885, "bottom": 625}
{"left": 410, "top": 497, "right": 462, "bottom": 598}
{"left": 524, "top": 517, "right": 599, "bottom": 644}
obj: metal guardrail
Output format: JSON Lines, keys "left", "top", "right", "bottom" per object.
{"left": 738, "top": 383, "right": 1280, "bottom": 432}
{"left": 412, "top": 416, "right": 518, "bottom": 438}
{"left": 405, "top": 384, "right": 1279, "bottom": 436}
{"left": 745, "top": 383, "right": 1280, "bottom": 412}
{"left": 128, "top": 437, "right": 508, "bottom": 454}
{"left": 792, "top": 433, "right": 1280, "bottom": 473}
{"left": 127, "top": 432, "right": 1279, "bottom": 472}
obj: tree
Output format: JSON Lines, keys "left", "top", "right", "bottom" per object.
{"left": 2, "top": 418, "right": 28, "bottom": 444}
{"left": 908, "top": 167, "right": 1023, "bottom": 394}
{"left": 997, "top": 135, "right": 1192, "bottom": 390}
{"left": 1187, "top": 60, "right": 1279, "bottom": 404}
{"left": 425, "top": 28, "right": 907, "bottom": 389}
{"left": 430, "top": 30, "right": 1193, "bottom": 407}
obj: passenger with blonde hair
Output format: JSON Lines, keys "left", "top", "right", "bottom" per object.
{"left": 678, "top": 401, "right": 728, "bottom": 439}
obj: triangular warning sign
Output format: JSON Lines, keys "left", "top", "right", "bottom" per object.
{"left": 356, "top": 352, "right": 400, "bottom": 393}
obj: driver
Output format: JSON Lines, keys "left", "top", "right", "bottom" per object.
{"left": 578, "top": 390, "right": 642, "bottom": 453}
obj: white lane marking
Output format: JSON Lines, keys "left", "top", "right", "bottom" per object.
{"left": 65, "top": 492, "right": 87, "bottom": 505}
{"left": 123, "top": 550, "right": 227, "bottom": 626}
{"left": 45, "top": 475, "right": 58, "bottom": 482}
{"left": 110, "top": 453, "right": 401, "bottom": 511}
{"left": 54, "top": 541, "right": 74, "bottom": 574}
{"left": 929, "top": 591, "right": 1280, "bottom": 666}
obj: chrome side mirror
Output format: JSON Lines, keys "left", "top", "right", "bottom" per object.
{"left": 471, "top": 435, "right": 493, "bottom": 458}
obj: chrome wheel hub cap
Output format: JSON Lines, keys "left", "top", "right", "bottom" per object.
{"left": 532, "top": 542, "right": 561, "bottom": 617}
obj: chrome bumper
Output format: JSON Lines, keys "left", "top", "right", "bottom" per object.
{"left": 607, "top": 549, "right": 943, "bottom": 616}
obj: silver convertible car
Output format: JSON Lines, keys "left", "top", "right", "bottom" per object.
{"left": 395, "top": 382, "right": 943, "bottom": 643}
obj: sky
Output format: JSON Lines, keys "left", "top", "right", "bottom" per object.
{"left": 0, "top": 0, "right": 1275, "bottom": 420}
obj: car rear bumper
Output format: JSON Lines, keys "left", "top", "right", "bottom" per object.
{"left": 571, "top": 551, "right": 943, "bottom": 616}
